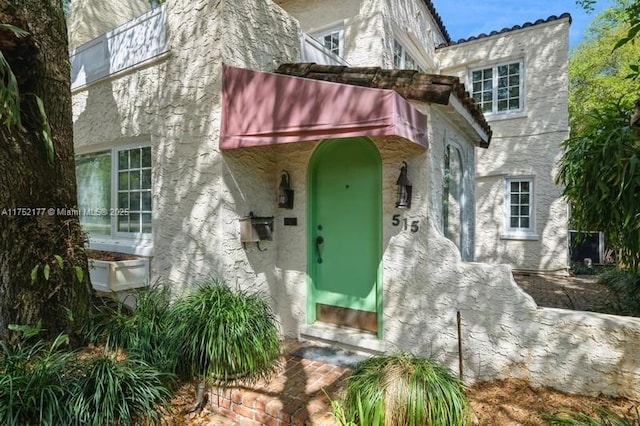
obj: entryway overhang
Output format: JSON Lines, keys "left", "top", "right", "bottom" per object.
{"left": 275, "top": 63, "right": 492, "bottom": 148}
{"left": 220, "top": 65, "right": 428, "bottom": 150}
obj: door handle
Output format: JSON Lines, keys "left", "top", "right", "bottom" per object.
{"left": 315, "top": 235, "right": 324, "bottom": 264}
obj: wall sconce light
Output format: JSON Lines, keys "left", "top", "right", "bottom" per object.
{"left": 395, "top": 161, "right": 412, "bottom": 209}
{"left": 278, "top": 170, "right": 294, "bottom": 209}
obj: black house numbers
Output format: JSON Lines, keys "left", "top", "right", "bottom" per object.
{"left": 392, "top": 214, "right": 419, "bottom": 233}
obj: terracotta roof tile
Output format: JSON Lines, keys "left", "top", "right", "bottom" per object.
{"left": 436, "top": 13, "right": 572, "bottom": 48}
{"left": 421, "top": 0, "right": 451, "bottom": 44}
{"left": 276, "top": 63, "right": 491, "bottom": 147}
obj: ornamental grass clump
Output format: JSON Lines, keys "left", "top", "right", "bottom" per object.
{"left": 169, "top": 279, "right": 281, "bottom": 384}
{"left": 340, "top": 353, "right": 470, "bottom": 426}
{"left": 84, "top": 285, "right": 179, "bottom": 374}
{"left": 0, "top": 332, "right": 77, "bottom": 425}
{"left": 0, "top": 325, "right": 172, "bottom": 426}
{"left": 69, "top": 354, "right": 173, "bottom": 426}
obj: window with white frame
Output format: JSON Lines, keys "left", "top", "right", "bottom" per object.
{"left": 393, "top": 40, "right": 424, "bottom": 72}
{"left": 504, "top": 177, "right": 535, "bottom": 237}
{"left": 312, "top": 27, "right": 344, "bottom": 58}
{"left": 471, "top": 61, "right": 523, "bottom": 114}
{"left": 76, "top": 146, "right": 152, "bottom": 238}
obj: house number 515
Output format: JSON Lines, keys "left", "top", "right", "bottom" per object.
{"left": 392, "top": 214, "right": 419, "bottom": 232}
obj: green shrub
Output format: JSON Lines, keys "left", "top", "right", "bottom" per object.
{"left": 69, "top": 355, "right": 173, "bottom": 426}
{"left": 544, "top": 406, "right": 640, "bottom": 425}
{"left": 169, "top": 279, "right": 281, "bottom": 384}
{"left": 571, "top": 261, "right": 597, "bottom": 276}
{"left": 338, "top": 353, "right": 470, "bottom": 426}
{"left": 0, "top": 325, "right": 173, "bottom": 426}
{"left": 598, "top": 267, "right": 640, "bottom": 315}
{"left": 85, "top": 285, "right": 179, "bottom": 374}
{"left": 0, "top": 333, "right": 77, "bottom": 425}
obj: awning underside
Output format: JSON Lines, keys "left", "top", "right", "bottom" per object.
{"left": 220, "top": 65, "right": 427, "bottom": 150}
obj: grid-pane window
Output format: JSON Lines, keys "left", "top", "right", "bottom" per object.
{"left": 497, "top": 63, "right": 520, "bottom": 111}
{"left": 405, "top": 54, "right": 417, "bottom": 71}
{"left": 392, "top": 40, "right": 424, "bottom": 72}
{"left": 507, "top": 179, "right": 532, "bottom": 231}
{"left": 75, "top": 145, "right": 152, "bottom": 238}
{"left": 472, "top": 69, "right": 493, "bottom": 113}
{"left": 472, "top": 62, "right": 523, "bottom": 114}
{"left": 322, "top": 31, "right": 341, "bottom": 56}
{"left": 393, "top": 40, "right": 403, "bottom": 69}
{"left": 313, "top": 28, "right": 344, "bottom": 58}
{"left": 117, "top": 147, "right": 152, "bottom": 234}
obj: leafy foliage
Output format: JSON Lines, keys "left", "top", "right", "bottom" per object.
{"left": 87, "top": 280, "right": 281, "bottom": 385}
{"left": 569, "top": 2, "right": 640, "bottom": 134}
{"left": 558, "top": 99, "right": 640, "bottom": 273}
{"left": 577, "top": 0, "right": 598, "bottom": 13}
{"left": 169, "top": 279, "right": 281, "bottom": 384}
{"left": 598, "top": 267, "right": 640, "bottom": 314}
{"left": 338, "top": 353, "right": 470, "bottom": 426}
{"left": 0, "top": 326, "right": 171, "bottom": 425}
{"left": 0, "top": 23, "right": 55, "bottom": 162}
{"left": 0, "top": 332, "right": 77, "bottom": 425}
{"left": 84, "top": 285, "right": 179, "bottom": 375}
{"left": 0, "top": 24, "right": 28, "bottom": 129}
{"left": 575, "top": 0, "right": 640, "bottom": 80}
{"left": 613, "top": 2, "right": 640, "bottom": 56}
{"left": 69, "top": 355, "right": 173, "bottom": 426}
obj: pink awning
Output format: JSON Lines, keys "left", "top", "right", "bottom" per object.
{"left": 220, "top": 65, "right": 427, "bottom": 150}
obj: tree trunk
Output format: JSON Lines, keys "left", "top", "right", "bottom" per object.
{"left": 0, "top": 0, "right": 92, "bottom": 344}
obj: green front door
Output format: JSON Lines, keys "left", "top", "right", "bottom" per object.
{"left": 308, "top": 137, "right": 382, "bottom": 334}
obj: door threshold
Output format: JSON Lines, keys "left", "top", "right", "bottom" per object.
{"left": 299, "top": 322, "right": 385, "bottom": 355}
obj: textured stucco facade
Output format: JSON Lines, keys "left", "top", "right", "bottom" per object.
{"left": 70, "top": 0, "right": 640, "bottom": 400}
{"left": 276, "top": 0, "right": 445, "bottom": 71}
{"left": 276, "top": 0, "right": 570, "bottom": 272}
{"left": 437, "top": 18, "right": 571, "bottom": 272}
{"left": 68, "top": 0, "right": 150, "bottom": 50}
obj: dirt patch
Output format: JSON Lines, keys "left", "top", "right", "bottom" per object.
{"left": 468, "top": 379, "right": 637, "bottom": 425}
{"left": 159, "top": 383, "right": 238, "bottom": 426}
{"left": 513, "top": 272, "right": 620, "bottom": 313}
{"left": 86, "top": 249, "right": 139, "bottom": 261}
{"left": 160, "top": 378, "right": 639, "bottom": 425}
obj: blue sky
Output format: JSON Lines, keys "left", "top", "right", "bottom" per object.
{"left": 430, "top": 0, "right": 614, "bottom": 48}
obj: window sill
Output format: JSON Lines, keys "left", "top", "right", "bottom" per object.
{"left": 485, "top": 111, "right": 527, "bottom": 122}
{"left": 501, "top": 233, "right": 539, "bottom": 241}
{"left": 86, "top": 237, "right": 154, "bottom": 257}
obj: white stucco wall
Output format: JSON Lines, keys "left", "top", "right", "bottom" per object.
{"left": 68, "top": 0, "right": 150, "bottom": 50}
{"left": 71, "top": 0, "right": 300, "bottom": 289}
{"left": 70, "top": 0, "right": 640, "bottom": 400}
{"left": 436, "top": 18, "right": 571, "bottom": 272}
{"left": 276, "top": 0, "right": 383, "bottom": 67}
{"left": 276, "top": 0, "right": 446, "bottom": 70}
{"left": 377, "top": 0, "right": 446, "bottom": 71}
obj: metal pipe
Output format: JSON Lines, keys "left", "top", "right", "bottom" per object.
{"left": 457, "top": 310, "right": 463, "bottom": 380}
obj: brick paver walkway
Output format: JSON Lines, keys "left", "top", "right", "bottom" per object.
{"left": 208, "top": 340, "right": 353, "bottom": 425}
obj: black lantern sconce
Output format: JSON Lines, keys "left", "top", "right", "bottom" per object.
{"left": 278, "top": 170, "right": 294, "bottom": 209}
{"left": 395, "top": 161, "right": 412, "bottom": 209}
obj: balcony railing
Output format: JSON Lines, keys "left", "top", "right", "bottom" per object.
{"left": 70, "top": 4, "right": 168, "bottom": 90}
{"left": 299, "top": 33, "right": 349, "bottom": 66}
{"left": 69, "top": 5, "right": 346, "bottom": 89}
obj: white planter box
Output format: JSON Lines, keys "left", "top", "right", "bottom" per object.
{"left": 89, "top": 258, "right": 150, "bottom": 292}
